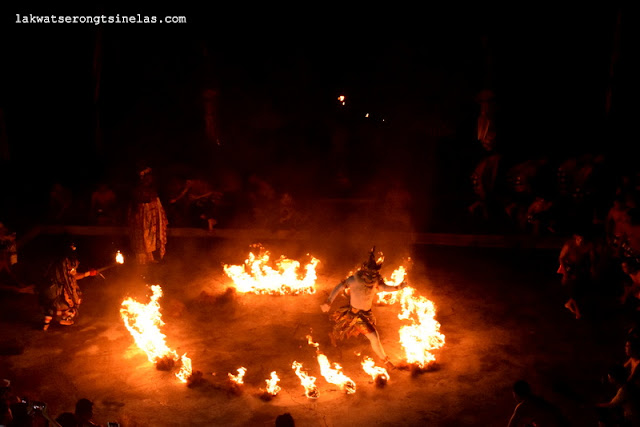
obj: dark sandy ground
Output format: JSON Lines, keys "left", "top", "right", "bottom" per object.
{"left": 0, "top": 233, "right": 634, "bottom": 426}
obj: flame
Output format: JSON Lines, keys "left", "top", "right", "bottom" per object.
{"left": 361, "top": 356, "right": 390, "bottom": 382}
{"left": 115, "top": 250, "right": 124, "bottom": 264}
{"left": 307, "top": 335, "right": 356, "bottom": 394}
{"left": 292, "top": 361, "right": 319, "bottom": 399}
{"left": 223, "top": 245, "right": 320, "bottom": 295}
{"left": 264, "top": 371, "right": 281, "bottom": 396}
{"left": 228, "top": 367, "right": 247, "bottom": 385}
{"left": 397, "top": 287, "right": 445, "bottom": 368}
{"left": 376, "top": 262, "right": 445, "bottom": 368}
{"left": 175, "top": 354, "right": 192, "bottom": 383}
{"left": 376, "top": 265, "right": 407, "bottom": 305}
{"left": 120, "top": 285, "right": 180, "bottom": 365}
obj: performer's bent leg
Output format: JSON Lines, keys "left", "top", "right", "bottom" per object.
{"left": 364, "top": 331, "right": 387, "bottom": 361}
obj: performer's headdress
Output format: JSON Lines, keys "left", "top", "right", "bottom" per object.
{"left": 362, "top": 246, "right": 383, "bottom": 271}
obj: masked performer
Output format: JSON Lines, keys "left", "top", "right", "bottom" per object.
{"left": 321, "top": 247, "right": 407, "bottom": 368}
{"left": 128, "top": 166, "right": 168, "bottom": 264}
{"left": 40, "top": 242, "right": 97, "bottom": 330}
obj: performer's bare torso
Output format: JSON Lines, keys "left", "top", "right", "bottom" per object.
{"left": 346, "top": 275, "right": 380, "bottom": 311}
{"left": 329, "top": 271, "right": 399, "bottom": 311}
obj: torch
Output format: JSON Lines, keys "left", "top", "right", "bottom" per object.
{"left": 95, "top": 251, "right": 125, "bottom": 278}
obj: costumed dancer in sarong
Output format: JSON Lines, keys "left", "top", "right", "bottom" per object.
{"left": 128, "top": 165, "right": 168, "bottom": 265}
{"left": 40, "top": 241, "right": 97, "bottom": 330}
{"left": 321, "top": 247, "right": 407, "bottom": 368}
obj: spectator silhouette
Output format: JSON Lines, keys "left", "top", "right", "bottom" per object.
{"left": 596, "top": 364, "right": 640, "bottom": 426}
{"left": 507, "top": 380, "right": 569, "bottom": 426}
{"left": 275, "top": 412, "right": 295, "bottom": 427}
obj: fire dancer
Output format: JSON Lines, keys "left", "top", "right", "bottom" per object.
{"left": 128, "top": 165, "right": 168, "bottom": 264}
{"left": 40, "top": 241, "right": 97, "bottom": 330}
{"left": 321, "top": 247, "right": 407, "bottom": 368}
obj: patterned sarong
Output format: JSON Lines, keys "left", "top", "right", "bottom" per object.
{"left": 330, "top": 306, "right": 377, "bottom": 341}
{"left": 129, "top": 197, "right": 168, "bottom": 264}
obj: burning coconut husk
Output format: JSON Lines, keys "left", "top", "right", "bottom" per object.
{"left": 307, "top": 335, "right": 356, "bottom": 395}
{"left": 361, "top": 356, "right": 390, "bottom": 387}
{"left": 223, "top": 244, "right": 320, "bottom": 295}
{"left": 292, "top": 361, "right": 319, "bottom": 399}
{"left": 375, "top": 262, "right": 446, "bottom": 371}
{"left": 120, "top": 285, "right": 196, "bottom": 384}
{"left": 259, "top": 371, "right": 281, "bottom": 401}
{"left": 227, "top": 367, "right": 247, "bottom": 396}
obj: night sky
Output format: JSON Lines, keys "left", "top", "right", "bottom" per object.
{"left": 0, "top": 5, "right": 635, "bottom": 229}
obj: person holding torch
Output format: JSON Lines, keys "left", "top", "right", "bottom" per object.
{"left": 39, "top": 240, "right": 97, "bottom": 330}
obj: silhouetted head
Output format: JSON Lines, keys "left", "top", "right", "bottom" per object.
{"left": 626, "top": 339, "right": 640, "bottom": 359}
{"left": 74, "top": 398, "right": 93, "bottom": 421}
{"left": 275, "top": 412, "right": 295, "bottom": 427}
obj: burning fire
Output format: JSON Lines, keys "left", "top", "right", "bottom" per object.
{"left": 292, "top": 361, "right": 319, "bottom": 399}
{"left": 264, "top": 371, "right": 281, "bottom": 396}
{"left": 115, "top": 251, "right": 124, "bottom": 264}
{"left": 362, "top": 356, "right": 390, "bottom": 383}
{"left": 228, "top": 367, "right": 247, "bottom": 385}
{"left": 120, "top": 285, "right": 192, "bottom": 383}
{"left": 376, "top": 262, "right": 445, "bottom": 368}
{"left": 377, "top": 265, "right": 407, "bottom": 304}
{"left": 175, "top": 354, "right": 193, "bottom": 383}
{"left": 307, "top": 335, "right": 356, "bottom": 394}
{"left": 223, "top": 246, "right": 320, "bottom": 295}
{"left": 397, "top": 287, "right": 445, "bottom": 368}
{"left": 120, "top": 285, "right": 179, "bottom": 364}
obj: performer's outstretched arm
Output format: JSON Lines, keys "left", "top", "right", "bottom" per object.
{"left": 321, "top": 279, "right": 348, "bottom": 312}
{"left": 376, "top": 276, "right": 408, "bottom": 292}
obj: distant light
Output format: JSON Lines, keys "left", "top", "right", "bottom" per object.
{"left": 342, "top": 102, "right": 345, "bottom": 106}
{"left": 365, "top": 113, "right": 369, "bottom": 118}
{"left": 337, "top": 95, "right": 345, "bottom": 105}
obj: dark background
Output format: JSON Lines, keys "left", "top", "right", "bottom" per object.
{"left": 0, "top": 5, "right": 636, "bottom": 232}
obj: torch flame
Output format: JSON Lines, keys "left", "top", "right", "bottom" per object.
{"left": 175, "top": 354, "right": 193, "bottom": 383}
{"left": 120, "top": 285, "right": 180, "bottom": 365}
{"left": 264, "top": 371, "right": 281, "bottom": 396}
{"left": 292, "top": 361, "right": 319, "bottom": 399}
{"left": 306, "top": 335, "right": 356, "bottom": 394}
{"left": 361, "top": 356, "right": 390, "bottom": 382}
{"left": 223, "top": 246, "right": 320, "bottom": 295}
{"left": 228, "top": 367, "right": 247, "bottom": 385}
{"left": 115, "top": 251, "right": 124, "bottom": 264}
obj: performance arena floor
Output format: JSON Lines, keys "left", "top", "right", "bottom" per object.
{"left": 0, "top": 234, "right": 631, "bottom": 426}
